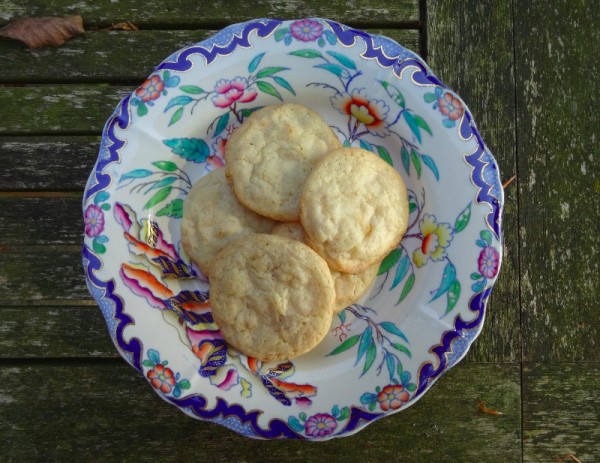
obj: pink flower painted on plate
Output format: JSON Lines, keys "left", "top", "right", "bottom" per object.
{"left": 147, "top": 363, "right": 177, "bottom": 394}
{"left": 304, "top": 413, "right": 337, "bottom": 437}
{"left": 438, "top": 92, "right": 464, "bottom": 121}
{"left": 84, "top": 204, "right": 105, "bottom": 237}
{"left": 290, "top": 19, "right": 323, "bottom": 42}
{"left": 212, "top": 77, "right": 257, "bottom": 108}
{"left": 332, "top": 89, "right": 390, "bottom": 137}
{"left": 478, "top": 246, "right": 500, "bottom": 279}
{"left": 377, "top": 384, "right": 410, "bottom": 411}
{"left": 135, "top": 75, "right": 165, "bottom": 103}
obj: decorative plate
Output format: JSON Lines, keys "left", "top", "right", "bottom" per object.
{"left": 82, "top": 18, "right": 503, "bottom": 440}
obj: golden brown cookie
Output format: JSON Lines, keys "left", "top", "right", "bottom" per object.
{"left": 209, "top": 233, "right": 335, "bottom": 362}
{"left": 300, "top": 147, "right": 409, "bottom": 274}
{"left": 271, "top": 222, "right": 379, "bottom": 313}
{"left": 180, "top": 168, "right": 275, "bottom": 276}
{"left": 225, "top": 104, "right": 341, "bottom": 221}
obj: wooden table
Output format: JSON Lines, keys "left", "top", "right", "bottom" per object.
{"left": 1, "top": 1, "right": 598, "bottom": 461}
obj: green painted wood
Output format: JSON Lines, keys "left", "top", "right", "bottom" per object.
{"left": 523, "top": 363, "right": 600, "bottom": 462}
{"left": 0, "top": 0, "right": 420, "bottom": 28}
{"left": 0, "top": 305, "right": 115, "bottom": 358}
{"left": 0, "top": 136, "right": 99, "bottom": 190}
{"left": 427, "top": 0, "right": 519, "bottom": 363}
{"left": 0, "top": 250, "right": 88, "bottom": 302}
{"left": 514, "top": 0, "right": 600, "bottom": 362}
{"left": 0, "top": 362, "right": 520, "bottom": 461}
{"left": 0, "top": 29, "right": 420, "bottom": 84}
{"left": 0, "top": 196, "right": 83, "bottom": 245}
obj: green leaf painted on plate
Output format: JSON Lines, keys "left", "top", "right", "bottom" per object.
{"left": 398, "top": 273, "right": 415, "bottom": 304}
{"left": 378, "top": 248, "right": 401, "bottom": 275}
{"left": 272, "top": 76, "right": 295, "bottom": 95}
{"left": 248, "top": 52, "right": 265, "bottom": 73}
{"left": 289, "top": 49, "right": 323, "bottom": 59}
{"left": 362, "top": 341, "right": 377, "bottom": 375}
{"left": 169, "top": 107, "right": 184, "bottom": 126}
{"left": 326, "top": 51, "right": 356, "bottom": 69}
{"left": 256, "top": 80, "right": 283, "bottom": 100}
{"left": 446, "top": 279, "right": 461, "bottom": 315}
{"left": 152, "top": 160, "right": 178, "bottom": 172}
{"left": 214, "top": 112, "right": 230, "bottom": 137}
{"left": 164, "top": 95, "right": 192, "bottom": 112}
{"left": 144, "top": 186, "right": 172, "bottom": 210}
{"left": 327, "top": 334, "right": 360, "bottom": 356}
{"left": 156, "top": 199, "right": 184, "bottom": 218}
{"left": 256, "top": 66, "right": 289, "bottom": 78}
{"left": 376, "top": 145, "right": 393, "bottom": 166}
{"left": 410, "top": 149, "right": 422, "bottom": 178}
{"left": 180, "top": 85, "right": 205, "bottom": 94}
{"left": 401, "top": 146, "right": 410, "bottom": 175}
{"left": 454, "top": 203, "right": 472, "bottom": 233}
{"left": 163, "top": 138, "right": 210, "bottom": 163}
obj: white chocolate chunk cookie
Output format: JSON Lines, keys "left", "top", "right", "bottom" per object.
{"left": 271, "top": 222, "right": 379, "bottom": 313}
{"left": 300, "top": 147, "right": 409, "bottom": 274}
{"left": 225, "top": 103, "right": 341, "bottom": 221}
{"left": 209, "top": 234, "right": 335, "bottom": 362}
{"left": 180, "top": 168, "right": 275, "bottom": 276}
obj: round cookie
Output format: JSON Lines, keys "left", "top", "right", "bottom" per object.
{"left": 180, "top": 168, "right": 275, "bottom": 276}
{"left": 271, "top": 222, "right": 379, "bottom": 313}
{"left": 209, "top": 234, "right": 335, "bottom": 362}
{"left": 225, "top": 103, "right": 341, "bottom": 221}
{"left": 300, "top": 147, "right": 409, "bottom": 274}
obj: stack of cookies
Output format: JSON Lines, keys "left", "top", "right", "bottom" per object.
{"left": 181, "top": 104, "right": 409, "bottom": 361}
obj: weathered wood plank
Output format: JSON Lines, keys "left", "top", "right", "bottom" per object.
{"left": 0, "top": 0, "right": 420, "bottom": 28}
{"left": 0, "top": 29, "right": 420, "bottom": 83}
{"left": 0, "top": 305, "right": 115, "bottom": 358}
{"left": 0, "top": 250, "right": 88, "bottom": 302}
{"left": 0, "top": 362, "right": 520, "bottom": 461}
{"left": 514, "top": 0, "right": 600, "bottom": 362}
{"left": 0, "top": 136, "right": 98, "bottom": 190}
{"left": 0, "top": 85, "right": 130, "bottom": 135}
{"left": 523, "top": 363, "right": 600, "bottom": 463}
{"left": 0, "top": 196, "right": 83, "bottom": 245}
{"left": 427, "top": 0, "right": 519, "bottom": 363}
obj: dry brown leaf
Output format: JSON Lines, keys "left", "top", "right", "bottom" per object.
{"left": 556, "top": 454, "right": 582, "bottom": 463}
{"left": 477, "top": 399, "right": 504, "bottom": 416}
{"left": 109, "top": 21, "right": 139, "bottom": 31}
{"left": 0, "top": 15, "right": 84, "bottom": 48}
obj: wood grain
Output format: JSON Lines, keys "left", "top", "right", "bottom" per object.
{"left": 0, "top": 362, "right": 521, "bottom": 461}
{"left": 0, "top": 305, "right": 115, "bottom": 358}
{"left": 0, "top": 137, "right": 99, "bottom": 191}
{"left": 0, "top": 196, "right": 83, "bottom": 245}
{"left": 514, "top": 0, "right": 600, "bottom": 362}
{"left": 0, "top": 0, "right": 419, "bottom": 28}
{"left": 0, "top": 250, "right": 88, "bottom": 303}
{"left": 427, "top": 0, "right": 519, "bottom": 364}
{"left": 523, "top": 363, "right": 600, "bottom": 463}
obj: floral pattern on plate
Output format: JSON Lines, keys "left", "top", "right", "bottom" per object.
{"left": 82, "top": 18, "right": 503, "bottom": 440}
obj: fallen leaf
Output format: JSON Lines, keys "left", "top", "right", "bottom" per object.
{"left": 477, "top": 399, "right": 504, "bottom": 416}
{"left": 109, "top": 21, "right": 139, "bottom": 31}
{"left": 0, "top": 15, "right": 84, "bottom": 48}
{"left": 556, "top": 454, "right": 582, "bottom": 463}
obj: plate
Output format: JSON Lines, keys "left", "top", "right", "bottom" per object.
{"left": 82, "top": 18, "right": 503, "bottom": 440}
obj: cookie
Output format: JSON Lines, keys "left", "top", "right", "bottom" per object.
{"left": 180, "top": 168, "right": 275, "bottom": 276}
{"left": 271, "top": 222, "right": 379, "bottom": 313}
{"left": 300, "top": 147, "right": 409, "bottom": 274}
{"left": 225, "top": 103, "right": 341, "bottom": 221}
{"left": 209, "top": 233, "right": 335, "bottom": 362}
